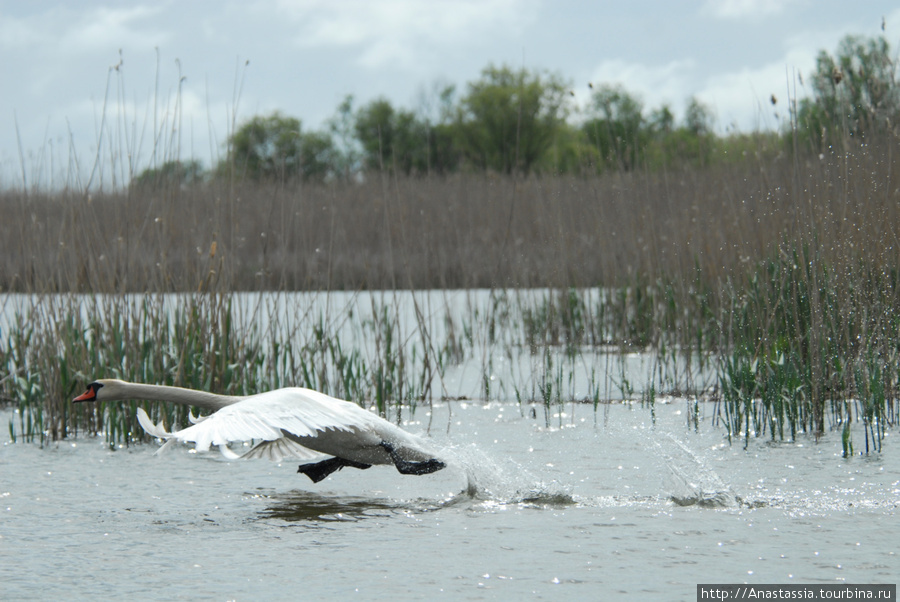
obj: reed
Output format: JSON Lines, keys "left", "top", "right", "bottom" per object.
{"left": 715, "top": 243, "right": 900, "bottom": 451}
{"left": 3, "top": 106, "right": 900, "bottom": 453}
{"left": 1, "top": 293, "right": 267, "bottom": 445}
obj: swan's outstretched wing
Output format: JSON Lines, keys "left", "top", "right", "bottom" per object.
{"left": 139, "top": 388, "right": 378, "bottom": 453}
{"left": 137, "top": 407, "right": 326, "bottom": 461}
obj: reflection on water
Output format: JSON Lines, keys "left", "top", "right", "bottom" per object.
{"left": 258, "top": 490, "right": 445, "bottom": 522}
{"left": 258, "top": 483, "right": 580, "bottom": 524}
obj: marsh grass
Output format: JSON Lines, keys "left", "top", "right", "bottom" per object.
{"left": 716, "top": 245, "right": 900, "bottom": 453}
{"left": 2, "top": 293, "right": 265, "bottom": 445}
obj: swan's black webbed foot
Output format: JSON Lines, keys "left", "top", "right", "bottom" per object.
{"left": 379, "top": 441, "right": 446, "bottom": 475}
{"left": 298, "top": 457, "right": 372, "bottom": 483}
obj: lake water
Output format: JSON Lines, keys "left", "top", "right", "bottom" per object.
{"left": 2, "top": 399, "right": 897, "bottom": 600}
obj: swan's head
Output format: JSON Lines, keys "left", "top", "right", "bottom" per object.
{"left": 73, "top": 379, "right": 129, "bottom": 403}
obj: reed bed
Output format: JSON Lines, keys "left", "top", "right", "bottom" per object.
{"left": 2, "top": 132, "right": 900, "bottom": 453}
{"left": 0, "top": 138, "right": 799, "bottom": 293}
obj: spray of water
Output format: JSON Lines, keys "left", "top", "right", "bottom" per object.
{"left": 437, "top": 442, "right": 576, "bottom": 508}
{"left": 651, "top": 433, "right": 743, "bottom": 508}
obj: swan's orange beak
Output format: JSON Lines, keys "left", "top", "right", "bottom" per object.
{"left": 73, "top": 385, "right": 97, "bottom": 403}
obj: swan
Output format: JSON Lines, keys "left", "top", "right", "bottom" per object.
{"left": 73, "top": 379, "right": 445, "bottom": 483}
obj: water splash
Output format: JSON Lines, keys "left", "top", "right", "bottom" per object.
{"left": 653, "top": 433, "right": 743, "bottom": 508}
{"left": 439, "top": 443, "right": 576, "bottom": 508}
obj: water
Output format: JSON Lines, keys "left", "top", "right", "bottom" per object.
{"left": 2, "top": 400, "right": 897, "bottom": 599}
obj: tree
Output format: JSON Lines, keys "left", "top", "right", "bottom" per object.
{"left": 355, "top": 98, "right": 395, "bottom": 171}
{"left": 131, "top": 159, "right": 204, "bottom": 189}
{"left": 228, "top": 112, "right": 301, "bottom": 181}
{"left": 414, "top": 82, "right": 461, "bottom": 174}
{"left": 297, "top": 131, "right": 337, "bottom": 181}
{"left": 684, "top": 96, "right": 715, "bottom": 136}
{"left": 455, "top": 65, "right": 570, "bottom": 174}
{"left": 538, "top": 122, "right": 599, "bottom": 174}
{"left": 224, "top": 112, "right": 335, "bottom": 182}
{"left": 649, "top": 104, "right": 675, "bottom": 136}
{"left": 355, "top": 98, "right": 431, "bottom": 175}
{"left": 582, "top": 84, "right": 647, "bottom": 171}
{"left": 327, "top": 95, "right": 361, "bottom": 180}
{"left": 796, "top": 35, "right": 900, "bottom": 150}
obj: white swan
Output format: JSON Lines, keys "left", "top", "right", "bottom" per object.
{"left": 73, "top": 379, "right": 445, "bottom": 483}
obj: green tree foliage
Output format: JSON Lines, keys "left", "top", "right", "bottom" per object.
{"left": 684, "top": 96, "right": 715, "bottom": 136}
{"left": 538, "top": 122, "right": 599, "bottom": 174}
{"left": 581, "top": 89, "right": 715, "bottom": 171}
{"left": 797, "top": 35, "right": 900, "bottom": 150}
{"left": 327, "top": 95, "right": 362, "bottom": 180}
{"left": 355, "top": 98, "right": 430, "bottom": 174}
{"left": 583, "top": 84, "right": 647, "bottom": 171}
{"left": 455, "top": 65, "right": 570, "bottom": 174}
{"left": 297, "top": 131, "right": 338, "bottom": 181}
{"left": 355, "top": 96, "right": 460, "bottom": 175}
{"left": 224, "top": 111, "right": 334, "bottom": 182}
{"left": 649, "top": 104, "right": 675, "bottom": 135}
{"left": 416, "top": 83, "right": 462, "bottom": 174}
{"left": 131, "top": 159, "right": 203, "bottom": 189}
{"left": 665, "top": 96, "right": 716, "bottom": 167}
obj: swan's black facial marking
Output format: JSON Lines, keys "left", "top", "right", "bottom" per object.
{"left": 73, "top": 381, "right": 103, "bottom": 403}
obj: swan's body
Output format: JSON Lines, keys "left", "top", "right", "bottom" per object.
{"left": 73, "top": 379, "right": 445, "bottom": 482}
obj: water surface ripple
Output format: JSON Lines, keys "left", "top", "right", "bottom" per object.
{"left": 1, "top": 402, "right": 896, "bottom": 599}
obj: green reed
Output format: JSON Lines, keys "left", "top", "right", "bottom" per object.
{"left": 2, "top": 291, "right": 461, "bottom": 444}
{"left": 713, "top": 241, "right": 900, "bottom": 451}
{"left": 2, "top": 294, "right": 265, "bottom": 446}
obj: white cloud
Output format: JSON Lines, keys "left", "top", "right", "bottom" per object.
{"left": 274, "top": 0, "right": 539, "bottom": 70}
{"left": 696, "top": 32, "right": 837, "bottom": 131}
{"left": 703, "top": 0, "right": 806, "bottom": 20}
{"left": 59, "top": 5, "right": 169, "bottom": 53}
{"left": 584, "top": 58, "right": 697, "bottom": 116}
{"left": 0, "top": 5, "right": 168, "bottom": 53}
{"left": 581, "top": 26, "right": 848, "bottom": 133}
{"left": 0, "top": 12, "right": 43, "bottom": 48}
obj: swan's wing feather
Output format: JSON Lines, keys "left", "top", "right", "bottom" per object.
{"left": 162, "top": 388, "right": 378, "bottom": 452}
{"left": 241, "top": 437, "right": 326, "bottom": 461}
{"left": 217, "top": 444, "right": 244, "bottom": 460}
{"left": 154, "top": 437, "right": 179, "bottom": 455}
{"left": 179, "top": 405, "right": 283, "bottom": 451}
{"left": 265, "top": 388, "right": 379, "bottom": 434}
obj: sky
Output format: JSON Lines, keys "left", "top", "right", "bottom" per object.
{"left": 2, "top": 0, "right": 898, "bottom": 189}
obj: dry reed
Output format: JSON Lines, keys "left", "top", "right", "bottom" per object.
{"left": 3, "top": 136, "right": 894, "bottom": 295}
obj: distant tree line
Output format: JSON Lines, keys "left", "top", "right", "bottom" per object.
{"left": 133, "top": 33, "right": 900, "bottom": 188}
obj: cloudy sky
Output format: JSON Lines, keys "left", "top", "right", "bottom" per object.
{"left": 2, "top": 0, "right": 898, "bottom": 188}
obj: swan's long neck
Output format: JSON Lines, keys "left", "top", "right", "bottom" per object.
{"left": 112, "top": 382, "right": 243, "bottom": 411}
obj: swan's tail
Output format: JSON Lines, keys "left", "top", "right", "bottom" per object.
{"left": 136, "top": 407, "right": 170, "bottom": 437}
{"left": 136, "top": 408, "right": 181, "bottom": 454}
